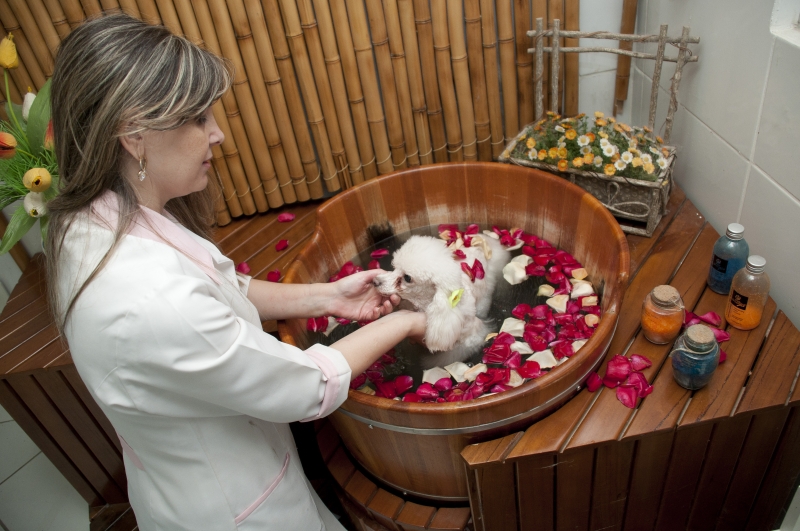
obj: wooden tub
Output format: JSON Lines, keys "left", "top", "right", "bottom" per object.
{"left": 279, "top": 162, "right": 630, "bottom": 500}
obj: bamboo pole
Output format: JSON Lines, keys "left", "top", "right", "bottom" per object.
{"left": 117, "top": 0, "right": 140, "bottom": 18}
{"left": 227, "top": 0, "right": 291, "bottom": 208}
{"left": 42, "top": 0, "right": 71, "bottom": 39}
{"left": 292, "top": 0, "right": 357, "bottom": 190}
{"left": 0, "top": 0, "right": 47, "bottom": 88}
{"left": 154, "top": 0, "right": 182, "bottom": 34}
{"left": 0, "top": 26, "right": 34, "bottom": 100}
{"left": 58, "top": 0, "right": 86, "bottom": 28}
{"left": 613, "top": 0, "right": 637, "bottom": 116}
{"left": 405, "top": 0, "right": 446, "bottom": 163}
{"left": 206, "top": 162, "right": 232, "bottom": 226}
{"left": 364, "top": 0, "right": 410, "bottom": 169}
{"left": 136, "top": 0, "right": 160, "bottom": 25}
{"left": 429, "top": 0, "right": 463, "bottom": 161}
{"left": 446, "top": 0, "right": 476, "bottom": 161}
{"left": 172, "top": 0, "right": 201, "bottom": 43}
{"left": 328, "top": 0, "right": 378, "bottom": 179}
{"left": 243, "top": 0, "right": 308, "bottom": 200}
{"left": 0, "top": 212, "right": 29, "bottom": 271}
{"left": 99, "top": 0, "right": 120, "bottom": 11}
{"left": 79, "top": 0, "right": 102, "bottom": 17}
{"left": 5, "top": 0, "right": 54, "bottom": 78}
{"left": 514, "top": 0, "right": 533, "bottom": 126}
{"left": 23, "top": 0, "right": 62, "bottom": 55}
{"left": 342, "top": 0, "right": 393, "bottom": 174}
{"left": 383, "top": 0, "right": 423, "bottom": 167}
{"left": 211, "top": 101, "right": 257, "bottom": 215}
{"left": 496, "top": 0, "right": 517, "bottom": 141}
{"left": 477, "top": 0, "right": 504, "bottom": 158}
{"left": 262, "top": 0, "right": 325, "bottom": 198}
{"left": 194, "top": 0, "right": 263, "bottom": 214}
{"left": 564, "top": 0, "right": 579, "bottom": 115}
{"left": 310, "top": 0, "right": 367, "bottom": 183}
{"left": 211, "top": 143, "right": 244, "bottom": 218}
{"left": 206, "top": 0, "right": 275, "bottom": 211}
{"left": 464, "top": 0, "right": 490, "bottom": 161}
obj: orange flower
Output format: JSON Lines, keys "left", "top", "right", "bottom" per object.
{"left": 557, "top": 147, "right": 568, "bottom": 159}
{"left": 565, "top": 129, "right": 577, "bottom": 140}
{"left": 557, "top": 159, "right": 569, "bottom": 171}
{"left": 620, "top": 123, "right": 632, "bottom": 132}
{"left": 586, "top": 132, "right": 596, "bottom": 143}
{"left": 43, "top": 120, "right": 54, "bottom": 150}
{"left": 596, "top": 119, "right": 607, "bottom": 127}
{"left": 608, "top": 117, "right": 616, "bottom": 123}
{"left": 611, "top": 153, "right": 620, "bottom": 162}
{"left": 538, "top": 149, "right": 547, "bottom": 160}
{"left": 656, "top": 136, "right": 664, "bottom": 143}
{"left": 583, "top": 153, "right": 594, "bottom": 165}
{"left": 0, "top": 131, "right": 16, "bottom": 159}
{"left": 526, "top": 137, "right": 536, "bottom": 149}
{"left": 572, "top": 157, "right": 584, "bottom": 168}
{"left": 604, "top": 164, "right": 616, "bottom": 176}
{"left": 548, "top": 147, "right": 558, "bottom": 159}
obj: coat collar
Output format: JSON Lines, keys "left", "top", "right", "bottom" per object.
{"left": 90, "top": 190, "right": 221, "bottom": 284}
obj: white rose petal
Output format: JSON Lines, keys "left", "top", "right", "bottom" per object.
{"left": 581, "top": 295, "right": 598, "bottom": 307}
{"left": 571, "top": 282, "right": 595, "bottom": 299}
{"left": 537, "top": 284, "right": 555, "bottom": 297}
{"left": 503, "top": 261, "right": 528, "bottom": 285}
{"left": 585, "top": 314, "right": 600, "bottom": 327}
{"left": 504, "top": 238, "right": 524, "bottom": 251}
{"left": 422, "top": 367, "right": 451, "bottom": 385}
{"left": 511, "top": 341, "right": 533, "bottom": 355}
{"left": 511, "top": 254, "right": 533, "bottom": 266}
{"left": 571, "top": 268, "right": 588, "bottom": 280}
{"left": 528, "top": 349, "right": 558, "bottom": 369}
{"left": 322, "top": 316, "right": 339, "bottom": 337}
{"left": 557, "top": 356, "right": 569, "bottom": 365}
{"left": 571, "top": 339, "right": 587, "bottom": 353}
{"left": 500, "top": 317, "right": 526, "bottom": 337}
{"left": 507, "top": 371, "right": 525, "bottom": 387}
{"left": 463, "top": 363, "right": 488, "bottom": 382}
{"left": 445, "top": 362, "right": 471, "bottom": 382}
{"left": 482, "top": 230, "right": 500, "bottom": 239}
{"left": 546, "top": 294, "right": 569, "bottom": 313}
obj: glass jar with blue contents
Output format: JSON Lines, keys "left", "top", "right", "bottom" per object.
{"left": 671, "top": 324, "right": 720, "bottom": 390}
{"left": 707, "top": 223, "right": 748, "bottom": 294}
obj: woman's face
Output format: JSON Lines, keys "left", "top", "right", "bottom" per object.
{"left": 138, "top": 107, "right": 223, "bottom": 209}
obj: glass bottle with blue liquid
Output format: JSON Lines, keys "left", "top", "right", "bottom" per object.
{"left": 707, "top": 223, "right": 748, "bottom": 294}
{"left": 671, "top": 324, "right": 720, "bottom": 390}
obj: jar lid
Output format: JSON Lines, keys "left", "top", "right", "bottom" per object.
{"left": 746, "top": 255, "right": 766, "bottom": 273}
{"left": 726, "top": 223, "right": 745, "bottom": 240}
{"left": 651, "top": 285, "right": 681, "bottom": 308}
{"left": 685, "top": 324, "right": 717, "bottom": 350}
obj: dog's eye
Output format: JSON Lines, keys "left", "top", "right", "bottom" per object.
{"left": 403, "top": 274, "right": 412, "bottom": 283}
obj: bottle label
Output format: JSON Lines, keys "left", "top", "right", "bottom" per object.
{"left": 730, "top": 290, "right": 748, "bottom": 310}
{"left": 712, "top": 254, "right": 728, "bottom": 274}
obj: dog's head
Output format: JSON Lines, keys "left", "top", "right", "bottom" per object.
{"left": 374, "top": 236, "right": 463, "bottom": 311}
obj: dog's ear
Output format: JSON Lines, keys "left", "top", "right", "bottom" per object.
{"left": 424, "top": 289, "right": 465, "bottom": 352}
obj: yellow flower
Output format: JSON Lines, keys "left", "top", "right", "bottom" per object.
{"left": 632, "top": 157, "right": 643, "bottom": 168}
{"left": 0, "top": 131, "right": 16, "bottom": 159}
{"left": 611, "top": 153, "right": 620, "bottom": 162}
{"left": 557, "top": 159, "right": 569, "bottom": 171}
{"left": 620, "top": 123, "right": 632, "bottom": 132}
{"left": 557, "top": 147, "right": 568, "bottom": 159}
{"left": 576, "top": 113, "right": 586, "bottom": 119}
{"left": 594, "top": 111, "right": 605, "bottom": 119}
{"left": 572, "top": 157, "right": 584, "bottom": 168}
{"left": 538, "top": 149, "right": 547, "bottom": 160}
{"left": 526, "top": 137, "right": 536, "bottom": 149}
{"left": 548, "top": 147, "right": 558, "bottom": 159}
{"left": 643, "top": 162, "right": 655, "bottom": 174}
{"left": 656, "top": 136, "right": 664, "bottom": 143}
{"left": 643, "top": 126, "right": 653, "bottom": 133}
{"left": 596, "top": 119, "right": 607, "bottom": 127}
{"left": 599, "top": 132, "right": 608, "bottom": 139}
{"left": 661, "top": 147, "right": 670, "bottom": 158}
{"left": 604, "top": 164, "right": 616, "bottom": 176}
{"left": 565, "top": 129, "right": 577, "bottom": 140}
{"left": 608, "top": 116, "right": 616, "bottom": 123}
{"left": 546, "top": 111, "right": 556, "bottom": 117}
{"left": 23, "top": 167, "right": 52, "bottom": 192}
{"left": 583, "top": 153, "right": 594, "bottom": 165}
{"left": 613, "top": 124, "right": 624, "bottom": 133}
{"left": 0, "top": 33, "right": 18, "bottom": 69}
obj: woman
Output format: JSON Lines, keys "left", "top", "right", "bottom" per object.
{"left": 46, "top": 13, "right": 426, "bottom": 530}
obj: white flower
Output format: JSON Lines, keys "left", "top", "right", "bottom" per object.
{"left": 577, "top": 135, "right": 590, "bottom": 147}
{"left": 600, "top": 138, "right": 610, "bottom": 148}
{"left": 621, "top": 151, "right": 633, "bottom": 164}
{"left": 21, "top": 91, "right": 36, "bottom": 122}
{"left": 527, "top": 149, "right": 537, "bottom": 159}
{"left": 593, "top": 156, "right": 603, "bottom": 166}
{"left": 558, "top": 142, "right": 566, "bottom": 149}
{"left": 650, "top": 146, "right": 660, "bottom": 155}
{"left": 614, "top": 160, "right": 627, "bottom": 171}
{"left": 581, "top": 146, "right": 592, "bottom": 155}
{"left": 23, "top": 191, "right": 47, "bottom": 217}
{"left": 602, "top": 144, "right": 616, "bottom": 157}
{"left": 555, "top": 125, "right": 565, "bottom": 133}
{"left": 641, "top": 153, "right": 652, "bottom": 164}
{"left": 657, "top": 157, "right": 668, "bottom": 169}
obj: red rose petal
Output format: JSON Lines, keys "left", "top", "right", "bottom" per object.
{"left": 603, "top": 376, "right": 620, "bottom": 389}
{"left": 438, "top": 224, "right": 459, "bottom": 234}
{"left": 712, "top": 328, "right": 731, "bottom": 343}
{"left": 275, "top": 239, "right": 289, "bottom": 251}
{"left": 461, "top": 261, "right": 476, "bottom": 282}
{"left": 629, "top": 354, "right": 652, "bottom": 371}
{"left": 380, "top": 349, "right": 397, "bottom": 364}
{"left": 625, "top": 372, "right": 650, "bottom": 397}
{"left": 606, "top": 355, "right": 632, "bottom": 383}
{"left": 466, "top": 224, "right": 480, "bottom": 235}
{"left": 512, "top": 303, "right": 532, "bottom": 320}
{"left": 375, "top": 380, "right": 398, "bottom": 399}
{"left": 368, "top": 260, "right": 381, "bottom": 270}
{"left": 393, "top": 376, "right": 413, "bottom": 395}
{"left": 336, "top": 317, "right": 351, "bottom": 325}
{"left": 698, "top": 311, "right": 722, "bottom": 327}
{"left": 482, "top": 342, "right": 512, "bottom": 365}
{"left": 504, "top": 351, "right": 521, "bottom": 369}
{"left": 453, "top": 249, "right": 466, "bottom": 260}
{"left": 525, "top": 264, "right": 547, "bottom": 276}
{"left": 444, "top": 388, "right": 466, "bottom": 402}
{"left": 277, "top": 213, "right": 296, "bottom": 222}
{"left": 266, "top": 270, "right": 281, "bottom": 282}
{"left": 616, "top": 386, "right": 638, "bottom": 408}
{"left": 370, "top": 249, "right": 389, "bottom": 259}
{"left": 586, "top": 372, "right": 603, "bottom": 392}
{"left": 416, "top": 383, "right": 440, "bottom": 399}
{"left": 235, "top": 262, "right": 251, "bottom": 274}
{"left": 365, "top": 370, "right": 383, "bottom": 383}
{"left": 523, "top": 333, "right": 548, "bottom": 352}
{"left": 639, "top": 384, "right": 654, "bottom": 397}
{"left": 525, "top": 320, "right": 547, "bottom": 333}
{"left": 350, "top": 373, "right": 367, "bottom": 389}
{"left": 306, "top": 316, "right": 329, "bottom": 333}
{"left": 517, "top": 361, "right": 542, "bottom": 379}
{"left": 490, "top": 384, "right": 512, "bottom": 393}
{"left": 402, "top": 393, "right": 421, "bottom": 402}
{"left": 434, "top": 377, "right": 453, "bottom": 392}
{"left": 552, "top": 341, "right": 574, "bottom": 359}
{"left": 684, "top": 311, "right": 702, "bottom": 327}
{"left": 719, "top": 350, "right": 727, "bottom": 364}
{"left": 472, "top": 259, "right": 485, "bottom": 280}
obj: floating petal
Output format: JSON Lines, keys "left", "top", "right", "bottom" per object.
{"left": 585, "top": 314, "right": 600, "bottom": 327}
{"left": 503, "top": 261, "right": 528, "bottom": 285}
{"left": 517, "top": 361, "right": 542, "bottom": 379}
{"left": 350, "top": 373, "right": 367, "bottom": 389}
{"left": 422, "top": 367, "right": 451, "bottom": 385}
{"left": 538, "top": 284, "right": 555, "bottom": 297}
{"left": 368, "top": 260, "right": 381, "bottom": 270}
{"left": 472, "top": 259, "right": 485, "bottom": 280}
{"left": 552, "top": 341, "right": 574, "bottom": 359}
{"left": 376, "top": 381, "right": 398, "bottom": 399}
{"left": 306, "top": 316, "right": 328, "bottom": 333}
{"left": 523, "top": 332, "right": 548, "bottom": 352}
{"left": 571, "top": 268, "right": 588, "bottom": 280}
{"left": 445, "top": 362, "right": 470, "bottom": 382}
{"left": 394, "top": 375, "right": 414, "bottom": 395}
{"left": 466, "top": 224, "right": 480, "bottom": 235}
{"left": 511, "top": 341, "right": 533, "bottom": 355}
{"left": 507, "top": 370, "right": 526, "bottom": 386}
{"left": 504, "top": 351, "right": 522, "bottom": 369}
{"left": 546, "top": 294, "right": 569, "bottom": 314}
{"left": 463, "top": 363, "right": 488, "bottom": 382}
{"left": 511, "top": 254, "right": 533, "bottom": 266}
{"left": 415, "top": 383, "right": 440, "bottom": 399}
{"left": 500, "top": 317, "right": 526, "bottom": 337}
{"left": 370, "top": 248, "right": 389, "bottom": 259}
{"left": 434, "top": 377, "right": 453, "bottom": 392}
{"left": 528, "top": 349, "right": 558, "bottom": 369}
{"left": 570, "top": 281, "right": 595, "bottom": 299}
{"left": 453, "top": 249, "right": 467, "bottom": 260}
{"left": 525, "top": 264, "right": 547, "bottom": 276}
{"left": 402, "top": 393, "right": 421, "bottom": 402}
{"left": 461, "top": 261, "right": 476, "bottom": 282}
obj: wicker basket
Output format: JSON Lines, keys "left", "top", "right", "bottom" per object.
{"left": 498, "top": 128, "right": 676, "bottom": 237}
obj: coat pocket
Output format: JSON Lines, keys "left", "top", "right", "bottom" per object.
{"left": 234, "top": 452, "right": 290, "bottom": 525}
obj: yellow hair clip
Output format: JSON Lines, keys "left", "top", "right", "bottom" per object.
{"left": 449, "top": 289, "right": 464, "bottom": 308}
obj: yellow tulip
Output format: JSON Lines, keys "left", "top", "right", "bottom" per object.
{"left": 0, "top": 33, "right": 18, "bottom": 69}
{"left": 0, "top": 131, "right": 16, "bottom": 159}
{"left": 23, "top": 167, "right": 52, "bottom": 192}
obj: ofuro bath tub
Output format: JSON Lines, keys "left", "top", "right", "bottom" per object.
{"left": 279, "top": 162, "right": 630, "bottom": 500}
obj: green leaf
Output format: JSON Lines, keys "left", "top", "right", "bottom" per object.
{"left": 27, "top": 79, "right": 51, "bottom": 157}
{"left": 4, "top": 101, "right": 25, "bottom": 135}
{"left": 0, "top": 205, "right": 36, "bottom": 254}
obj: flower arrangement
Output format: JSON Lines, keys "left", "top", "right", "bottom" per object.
{"left": 507, "top": 111, "right": 673, "bottom": 182}
{"left": 0, "top": 33, "right": 57, "bottom": 254}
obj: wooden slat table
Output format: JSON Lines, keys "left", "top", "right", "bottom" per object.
{"left": 1, "top": 187, "right": 798, "bottom": 531}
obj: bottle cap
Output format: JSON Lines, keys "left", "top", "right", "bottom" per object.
{"left": 651, "top": 285, "right": 682, "bottom": 308}
{"left": 685, "top": 324, "right": 717, "bottom": 351}
{"left": 725, "top": 223, "right": 745, "bottom": 240}
{"left": 746, "top": 255, "right": 766, "bottom": 273}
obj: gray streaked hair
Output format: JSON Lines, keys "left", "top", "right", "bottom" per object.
{"left": 46, "top": 12, "right": 232, "bottom": 332}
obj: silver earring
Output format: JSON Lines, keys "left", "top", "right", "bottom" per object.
{"left": 138, "top": 156, "right": 147, "bottom": 181}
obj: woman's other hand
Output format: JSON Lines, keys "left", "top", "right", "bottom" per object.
{"left": 328, "top": 269, "right": 399, "bottom": 322}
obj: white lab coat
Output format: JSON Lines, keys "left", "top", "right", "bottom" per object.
{"left": 59, "top": 192, "right": 350, "bottom": 530}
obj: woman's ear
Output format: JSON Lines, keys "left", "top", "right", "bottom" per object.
{"left": 118, "top": 129, "right": 144, "bottom": 161}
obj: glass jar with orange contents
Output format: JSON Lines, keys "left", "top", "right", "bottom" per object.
{"left": 641, "top": 285, "right": 685, "bottom": 344}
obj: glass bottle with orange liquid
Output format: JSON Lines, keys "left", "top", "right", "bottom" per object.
{"left": 725, "top": 255, "right": 770, "bottom": 330}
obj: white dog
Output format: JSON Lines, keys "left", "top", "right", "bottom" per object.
{"left": 375, "top": 234, "right": 510, "bottom": 366}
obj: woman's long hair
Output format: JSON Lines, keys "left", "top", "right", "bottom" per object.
{"left": 46, "top": 12, "right": 231, "bottom": 333}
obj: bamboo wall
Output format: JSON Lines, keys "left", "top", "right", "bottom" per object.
{"left": 0, "top": 0, "right": 578, "bottom": 225}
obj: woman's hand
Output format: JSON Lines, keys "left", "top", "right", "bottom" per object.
{"left": 328, "top": 269, "right": 400, "bottom": 322}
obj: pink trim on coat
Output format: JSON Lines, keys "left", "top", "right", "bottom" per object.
{"left": 118, "top": 434, "right": 145, "bottom": 470}
{"left": 301, "top": 348, "right": 342, "bottom": 422}
{"left": 234, "top": 452, "right": 290, "bottom": 524}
